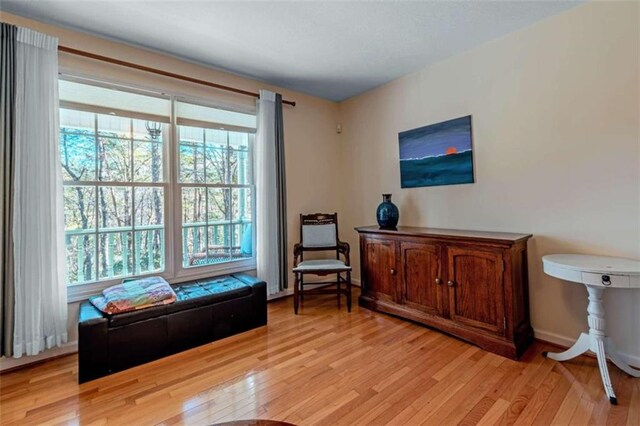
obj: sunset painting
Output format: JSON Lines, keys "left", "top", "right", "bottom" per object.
{"left": 398, "top": 115, "right": 474, "bottom": 188}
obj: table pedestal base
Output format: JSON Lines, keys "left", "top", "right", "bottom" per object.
{"left": 543, "top": 286, "right": 640, "bottom": 405}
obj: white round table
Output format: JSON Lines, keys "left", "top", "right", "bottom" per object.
{"left": 542, "top": 254, "right": 640, "bottom": 405}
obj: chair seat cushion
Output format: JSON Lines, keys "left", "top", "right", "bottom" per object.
{"left": 293, "top": 259, "right": 352, "bottom": 272}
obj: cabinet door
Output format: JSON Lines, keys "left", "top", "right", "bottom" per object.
{"left": 400, "top": 241, "right": 443, "bottom": 316}
{"left": 361, "top": 236, "right": 397, "bottom": 302}
{"left": 447, "top": 247, "right": 505, "bottom": 335}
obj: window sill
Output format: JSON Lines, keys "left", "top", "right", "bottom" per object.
{"left": 67, "top": 259, "right": 257, "bottom": 303}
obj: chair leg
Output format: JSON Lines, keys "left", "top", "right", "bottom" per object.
{"left": 293, "top": 273, "right": 299, "bottom": 314}
{"left": 336, "top": 272, "right": 341, "bottom": 307}
{"left": 347, "top": 271, "right": 352, "bottom": 313}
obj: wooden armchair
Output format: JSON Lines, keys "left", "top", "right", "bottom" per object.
{"left": 292, "top": 213, "right": 352, "bottom": 314}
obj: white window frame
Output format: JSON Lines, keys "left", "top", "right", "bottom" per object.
{"left": 172, "top": 96, "right": 257, "bottom": 281}
{"left": 61, "top": 75, "right": 257, "bottom": 302}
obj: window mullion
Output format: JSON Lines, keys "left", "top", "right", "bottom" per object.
{"left": 203, "top": 128, "right": 209, "bottom": 264}
{"left": 94, "top": 113, "right": 99, "bottom": 283}
{"left": 227, "top": 131, "right": 232, "bottom": 256}
{"left": 176, "top": 102, "right": 193, "bottom": 272}
{"left": 130, "top": 118, "right": 137, "bottom": 275}
{"left": 169, "top": 95, "right": 180, "bottom": 277}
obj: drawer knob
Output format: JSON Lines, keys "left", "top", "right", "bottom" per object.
{"left": 447, "top": 280, "right": 455, "bottom": 287}
{"left": 390, "top": 268, "right": 396, "bottom": 275}
{"left": 435, "top": 278, "right": 442, "bottom": 285}
{"left": 602, "top": 275, "right": 611, "bottom": 286}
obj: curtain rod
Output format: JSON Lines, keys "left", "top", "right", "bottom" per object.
{"left": 58, "top": 45, "right": 296, "bottom": 107}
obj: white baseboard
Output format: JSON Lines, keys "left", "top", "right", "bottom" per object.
{"left": 0, "top": 341, "right": 78, "bottom": 372}
{"left": 534, "top": 328, "right": 640, "bottom": 368}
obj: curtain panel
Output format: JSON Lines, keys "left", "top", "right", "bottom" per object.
{"left": 274, "top": 93, "right": 288, "bottom": 292}
{"left": 1, "top": 22, "right": 17, "bottom": 357}
{"left": 7, "top": 24, "right": 68, "bottom": 358}
{"left": 255, "top": 90, "right": 288, "bottom": 295}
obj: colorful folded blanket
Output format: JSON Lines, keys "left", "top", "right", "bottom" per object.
{"left": 89, "top": 276, "right": 177, "bottom": 314}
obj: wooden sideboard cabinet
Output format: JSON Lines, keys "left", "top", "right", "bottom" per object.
{"left": 355, "top": 226, "right": 533, "bottom": 359}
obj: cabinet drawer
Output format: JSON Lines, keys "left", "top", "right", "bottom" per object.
{"left": 581, "top": 272, "right": 630, "bottom": 288}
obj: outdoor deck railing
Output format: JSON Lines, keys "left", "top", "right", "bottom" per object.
{"left": 65, "top": 220, "right": 252, "bottom": 285}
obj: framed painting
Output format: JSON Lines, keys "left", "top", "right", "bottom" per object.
{"left": 398, "top": 115, "right": 474, "bottom": 188}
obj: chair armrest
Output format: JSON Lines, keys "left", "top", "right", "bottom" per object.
{"left": 293, "top": 243, "right": 303, "bottom": 267}
{"left": 338, "top": 241, "right": 351, "bottom": 266}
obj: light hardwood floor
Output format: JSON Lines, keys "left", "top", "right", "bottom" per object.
{"left": 1, "top": 291, "right": 639, "bottom": 425}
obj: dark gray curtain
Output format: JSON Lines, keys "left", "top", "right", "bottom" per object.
{"left": 274, "top": 94, "right": 288, "bottom": 290}
{"left": 0, "top": 22, "right": 16, "bottom": 357}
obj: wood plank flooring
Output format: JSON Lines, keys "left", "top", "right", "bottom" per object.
{"left": 1, "top": 291, "right": 638, "bottom": 425}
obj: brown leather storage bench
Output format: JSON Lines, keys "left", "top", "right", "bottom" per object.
{"left": 78, "top": 273, "right": 266, "bottom": 383}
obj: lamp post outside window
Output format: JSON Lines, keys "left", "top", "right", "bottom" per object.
{"left": 145, "top": 121, "right": 163, "bottom": 263}
{"left": 145, "top": 121, "right": 162, "bottom": 140}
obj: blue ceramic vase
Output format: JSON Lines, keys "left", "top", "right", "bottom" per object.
{"left": 376, "top": 194, "right": 399, "bottom": 229}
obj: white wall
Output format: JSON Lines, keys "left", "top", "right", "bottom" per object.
{"left": 339, "top": 1, "right": 640, "bottom": 362}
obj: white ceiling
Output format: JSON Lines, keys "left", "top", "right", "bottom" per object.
{"left": 1, "top": 1, "right": 582, "bottom": 102}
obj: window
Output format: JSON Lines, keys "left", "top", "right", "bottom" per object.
{"left": 59, "top": 78, "right": 256, "bottom": 290}
{"left": 176, "top": 100, "right": 255, "bottom": 268}
{"left": 178, "top": 126, "right": 254, "bottom": 267}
